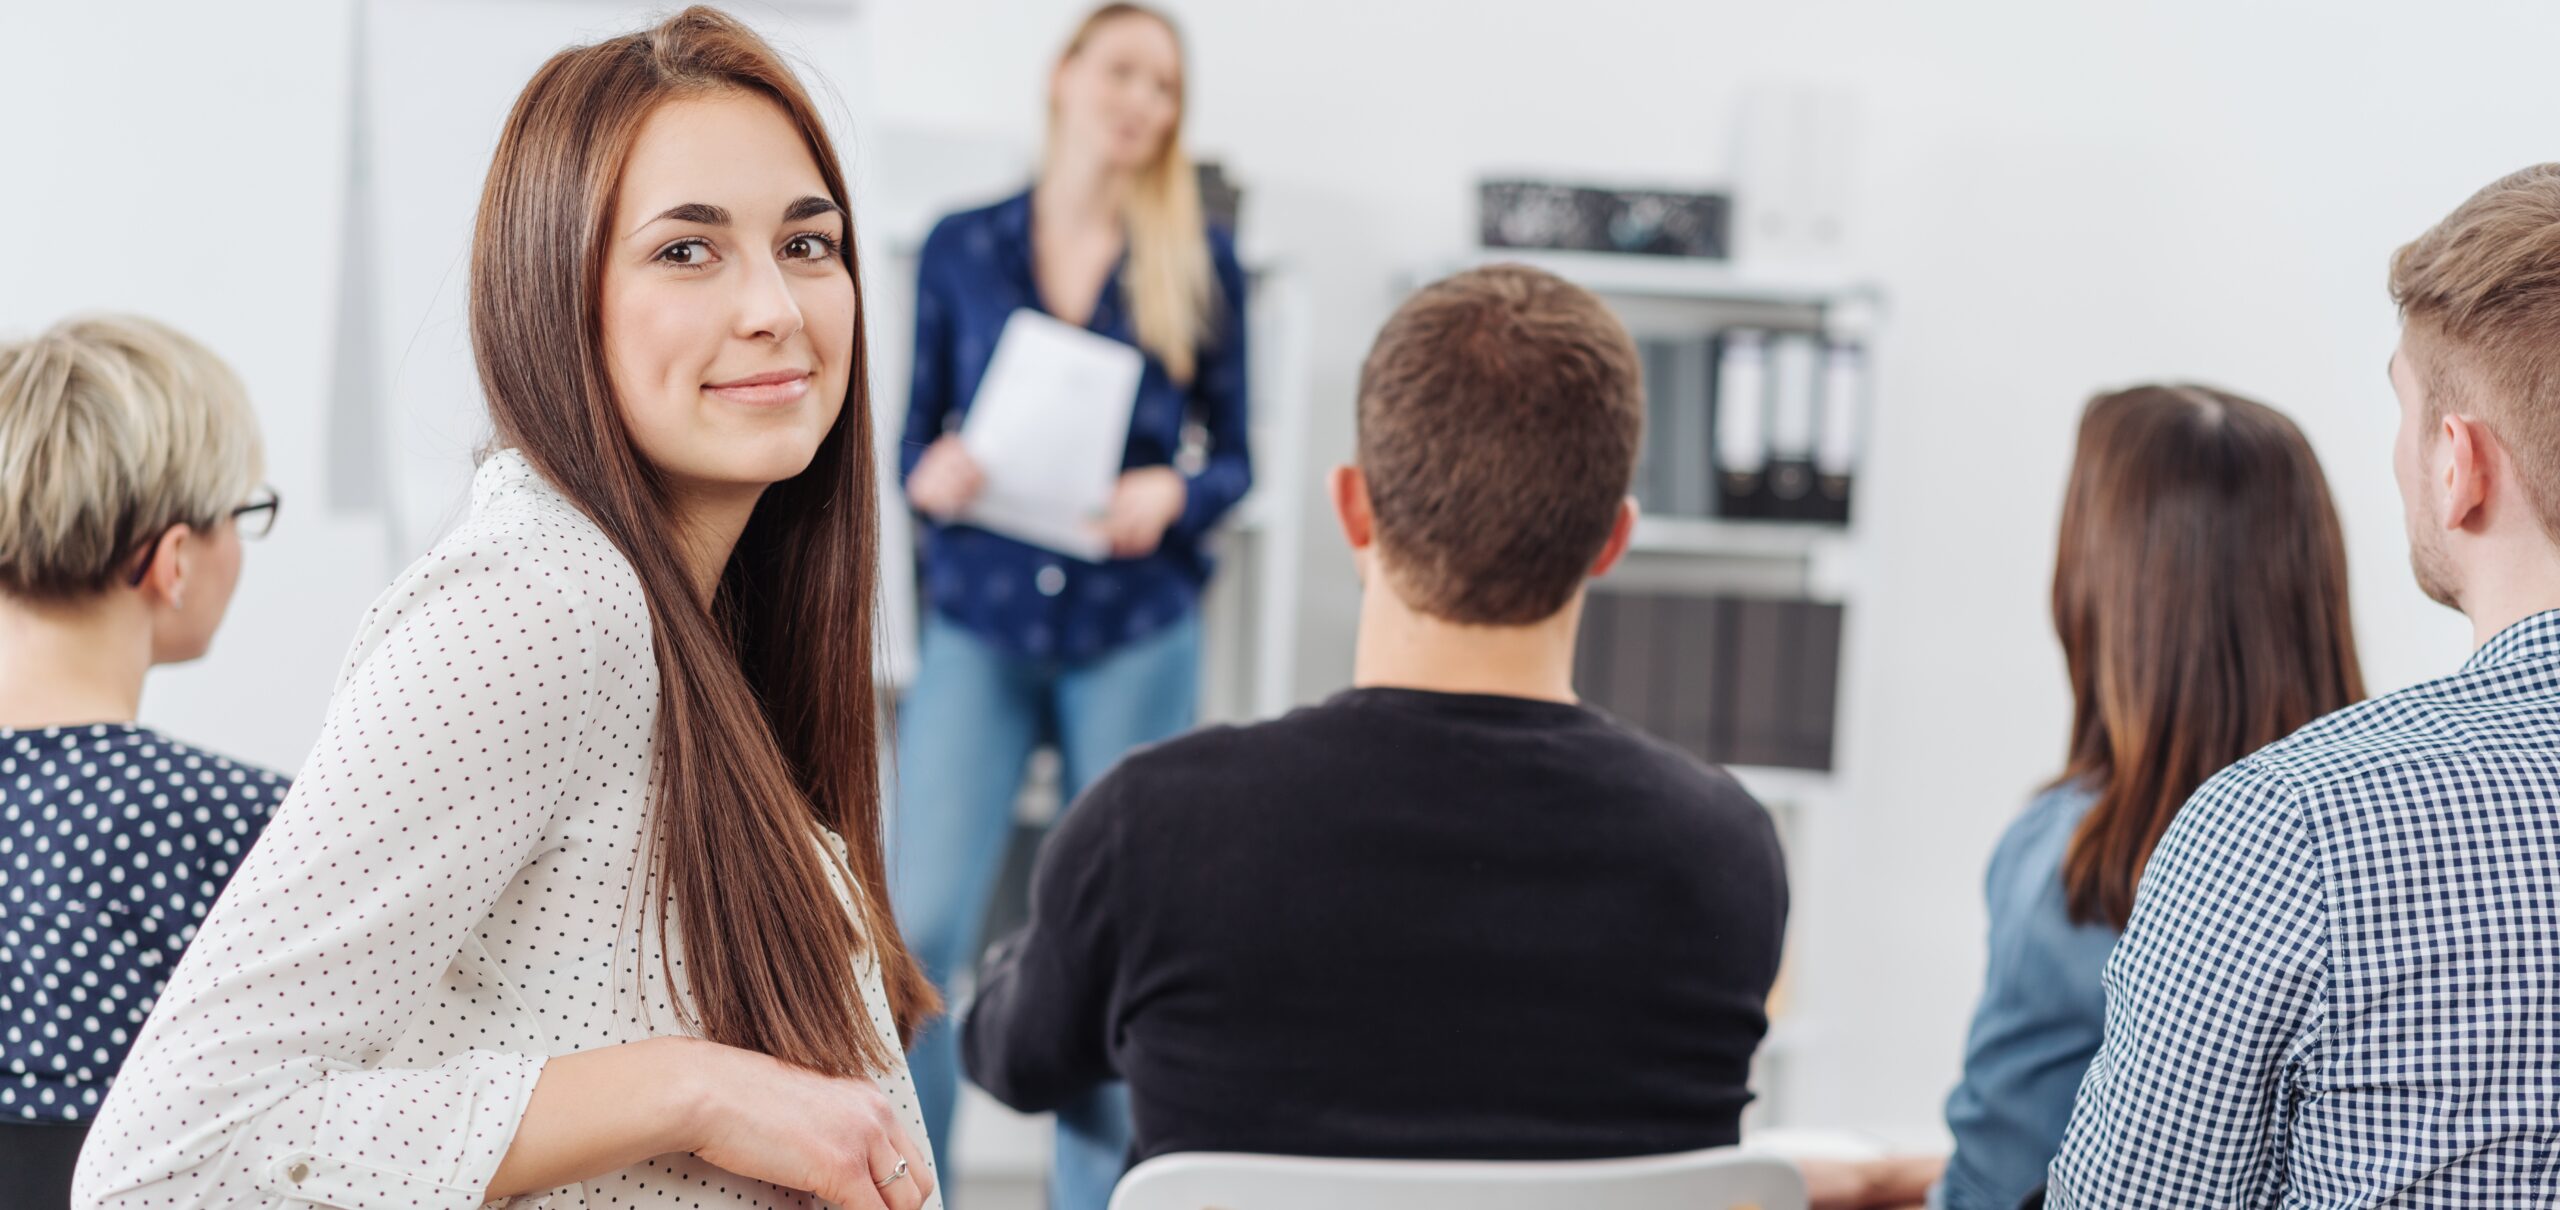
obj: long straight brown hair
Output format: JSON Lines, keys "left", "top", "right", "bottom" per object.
{"left": 2053, "top": 385, "right": 2364, "bottom": 930}
{"left": 468, "top": 6, "right": 935, "bottom": 1078}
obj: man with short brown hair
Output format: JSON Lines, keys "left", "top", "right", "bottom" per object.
{"left": 1354, "top": 264, "right": 1651, "bottom": 625}
{"left": 961, "top": 265, "right": 1789, "bottom": 1174}
{"left": 2048, "top": 164, "right": 2560, "bottom": 1205}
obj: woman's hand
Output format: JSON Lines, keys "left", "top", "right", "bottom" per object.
{"left": 487, "top": 1037, "right": 934, "bottom": 1208}
{"left": 684, "top": 1042, "right": 938, "bottom": 1210}
{"left": 1797, "top": 1154, "right": 1943, "bottom": 1210}
{"left": 1099, "top": 466, "right": 1188, "bottom": 559}
{"left": 907, "top": 435, "right": 986, "bottom": 521}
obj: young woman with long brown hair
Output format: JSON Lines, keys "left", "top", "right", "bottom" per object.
{"left": 74, "top": 10, "right": 941, "bottom": 1209}
{"left": 892, "top": 5, "right": 1248, "bottom": 1206}
{"left": 1810, "top": 384, "right": 2365, "bottom": 1210}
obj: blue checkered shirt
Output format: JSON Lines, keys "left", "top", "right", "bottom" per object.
{"left": 2049, "top": 608, "right": 2560, "bottom": 1207}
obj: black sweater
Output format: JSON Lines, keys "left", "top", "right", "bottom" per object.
{"left": 961, "top": 687, "right": 1791, "bottom": 1165}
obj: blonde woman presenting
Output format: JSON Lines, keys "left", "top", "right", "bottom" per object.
{"left": 892, "top": 6, "right": 1249, "bottom": 1208}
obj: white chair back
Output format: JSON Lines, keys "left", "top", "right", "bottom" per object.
{"left": 1106, "top": 1147, "right": 1808, "bottom": 1210}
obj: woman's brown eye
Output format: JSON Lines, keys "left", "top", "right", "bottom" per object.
{"left": 785, "top": 234, "right": 839, "bottom": 261}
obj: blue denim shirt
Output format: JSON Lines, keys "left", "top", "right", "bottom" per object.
{"left": 899, "top": 190, "right": 1251, "bottom": 664}
{"left": 1932, "top": 783, "right": 2114, "bottom": 1210}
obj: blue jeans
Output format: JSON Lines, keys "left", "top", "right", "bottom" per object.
{"left": 891, "top": 610, "right": 1199, "bottom": 1210}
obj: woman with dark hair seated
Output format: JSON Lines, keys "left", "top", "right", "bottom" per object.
{"left": 1811, "top": 384, "right": 2365, "bottom": 1210}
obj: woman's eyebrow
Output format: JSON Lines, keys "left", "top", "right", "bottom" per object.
{"left": 629, "top": 202, "right": 729, "bottom": 238}
{"left": 784, "top": 195, "right": 844, "bottom": 223}
{"left": 626, "top": 198, "right": 838, "bottom": 239}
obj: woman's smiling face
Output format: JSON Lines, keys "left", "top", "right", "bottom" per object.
{"left": 600, "top": 89, "right": 855, "bottom": 504}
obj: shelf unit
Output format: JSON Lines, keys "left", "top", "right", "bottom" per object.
{"left": 1621, "top": 516, "right": 1861, "bottom": 603}
{"left": 1435, "top": 249, "right": 1882, "bottom": 1131}
{"left": 1443, "top": 247, "right": 1882, "bottom": 310}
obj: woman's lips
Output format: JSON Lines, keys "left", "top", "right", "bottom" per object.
{"left": 703, "top": 371, "right": 811, "bottom": 407}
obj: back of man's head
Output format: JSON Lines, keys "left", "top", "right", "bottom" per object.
{"left": 1355, "top": 265, "right": 1642, "bottom": 626}
{"left": 2390, "top": 164, "right": 2560, "bottom": 542}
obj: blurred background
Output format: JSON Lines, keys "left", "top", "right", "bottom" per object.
{"left": 6, "top": 0, "right": 2547, "bottom": 1202}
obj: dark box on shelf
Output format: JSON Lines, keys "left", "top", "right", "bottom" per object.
{"left": 1480, "top": 179, "right": 1731, "bottom": 259}
{"left": 1576, "top": 590, "right": 1845, "bottom": 773}
{"left": 1717, "top": 459, "right": 1853, "bottom": 525}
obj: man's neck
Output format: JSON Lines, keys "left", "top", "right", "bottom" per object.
{"left": 2461, "top": 538, "right": 2560, "bottom": 650}
{"left": 0, "top": 596, "right": 150, "bottom": 729}
{"left": 1350, "top": 580, "right": 1582, "bottom": 705}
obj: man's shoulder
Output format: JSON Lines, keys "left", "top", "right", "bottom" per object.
{"left": 1098, "top": 697, "right": 1767, "bottom": 835}
{"left": 1045, "top": 711, "right": 1317, "bottom": 865}
{"left": 1567, "top": 707, "right": 1772, "bottom": 827}
{"left": 1116, "top": 692, "right": 1731, "bottom": 765}
{"left": 2150, "top": 664, "right": 2560, "bottom": 898}
{"left": 2253, "top": 688, "right": 2465, "bottom": 782}
{"left": 1094, "top": 704, "right": 1343, "bottom": 799}
{"left": 2242, "top": 660, "right": 2560, "bottom": 815}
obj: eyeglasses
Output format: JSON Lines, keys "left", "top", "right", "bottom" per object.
{"left": 127, "top": 486, "right": 282, "bottom": 587}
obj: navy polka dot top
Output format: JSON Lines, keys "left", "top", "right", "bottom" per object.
{"left": 0, "top": 723, "right": 284, "bottom": 1123}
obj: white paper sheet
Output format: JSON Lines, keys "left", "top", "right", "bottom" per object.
{"left": 957, "top": 308, "right": 1146, "bottom": 562}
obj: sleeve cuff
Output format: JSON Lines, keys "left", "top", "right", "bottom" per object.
{"left": 1174, "top": 470, "right": 1240, "bottom": 538}
{"left": 258, "top": 1050, "right": 548, "bottom": 1209}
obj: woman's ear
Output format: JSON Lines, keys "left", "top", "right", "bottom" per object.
{"left": 138, "top": 523, "right": 196, "bottom": 610}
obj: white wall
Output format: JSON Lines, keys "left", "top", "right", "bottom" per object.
{"left": 1, "top": 1, "right": 380, "bottom": 773}
{"left": 6, "top": 0, "right": 2549, "bottom": 1141}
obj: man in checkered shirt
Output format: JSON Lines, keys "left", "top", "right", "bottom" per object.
{"left": 2047, "top": 164, "right": 2560, "bottom": 1206}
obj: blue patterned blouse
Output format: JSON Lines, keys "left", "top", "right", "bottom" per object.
{"left": 899, "top": 189, "right": 1251, "bottom": 664}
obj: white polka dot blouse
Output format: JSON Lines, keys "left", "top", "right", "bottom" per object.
{"left": 73, "top": 451, "right": 938, "bottom": 1209}
{"left": 0, "top": 724, "right": 287, "bottom": 1123}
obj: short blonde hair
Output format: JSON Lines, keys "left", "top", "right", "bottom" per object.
{"left": 0, "top": 315, "right": 264, "bottom": 599}
{"left": 2390, "top": 163, "right": 2560, "bottom": 540}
